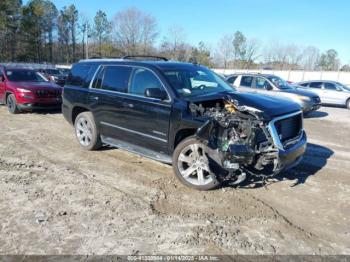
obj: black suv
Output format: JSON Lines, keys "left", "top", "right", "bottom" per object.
{"left": 62, "top": 56, "right": 307, "bottom": 190}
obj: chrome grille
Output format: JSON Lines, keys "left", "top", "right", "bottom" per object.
{"left": 268, "top": 111, "right": 303, "bottom": 150}
{"left": 36, "top": 89, "right": 61, "bottom": 98}
{"left": 274, "top": 114, "right": 302, "bottom": 143}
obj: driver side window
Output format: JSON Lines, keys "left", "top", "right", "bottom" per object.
{"left": 129, "top": 68, "right": 165, "bottom": 97}
{"left": 255, "top": 77, "right": 271, "bottom": 89}
{"left": 324, "top": 82, "right": 337, "bottom": 90}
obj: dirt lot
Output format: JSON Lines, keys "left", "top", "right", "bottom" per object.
{"left": 0, "top": 105, "right": 349, "bottom": 255}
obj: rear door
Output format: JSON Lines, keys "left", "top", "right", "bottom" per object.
{"left": 238, "top": 75, "right": 255, "bottom": 92}
{"left": 308, "top": 82, "right": 325, "bottom": 102}
{"left": 89, "top": 65, "right": 133, "bottom": 140}
{"left": 123, "top": 67, "right": 171, "bottom": 154}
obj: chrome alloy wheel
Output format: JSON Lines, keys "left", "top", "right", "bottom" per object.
{"left": 177, "top": 143, "right": 214, "bottom": 186}
{"left": 76, "top": 117, "right": 93, "bottom": 147}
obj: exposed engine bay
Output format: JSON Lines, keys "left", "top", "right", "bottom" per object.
{"left": 189, "top": 96, "right": 281, "bottom": 184}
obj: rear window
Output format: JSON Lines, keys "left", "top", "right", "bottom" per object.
{"left": 101, "top": 66, "right": 132, "bottom": 93}
{"left": 309, "top": 82, "right": 322, "bottom": 89}
{"left": 240, "top": 76, "right": 253, "bottom": 87}
{"left": 66, "top": 63, "right": 95, "bottom": 87}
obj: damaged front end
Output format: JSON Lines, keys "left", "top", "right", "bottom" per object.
{"left": 189, "top": 96, "right": 296, "bottom": 185}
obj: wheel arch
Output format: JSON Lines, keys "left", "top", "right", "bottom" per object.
{"left": 174, "top": 128, "right": 197, "bottom": 149}
{"left": 5, "top": 91, "right": 14, "bottom": 104}
{"left": 346, "top": 97, "right": 350, "bottom": 108}
{"left": 72, "top": 106, "right": 90, "bottom": 124}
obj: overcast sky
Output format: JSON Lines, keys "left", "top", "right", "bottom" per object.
{"left": 24, "top": 0, "right": 350, "bottom": 64}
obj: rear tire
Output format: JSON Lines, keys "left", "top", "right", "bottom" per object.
{"left": 347, "top": 99, "right": 350, "bottom": 109}
{"left": 172, "top": 137, "right": 221, "bottom": 190}
{"left": 7, "top": 94, "right": 20, "bottom": 114}
{"left": 74, "top": 112, "right": 102, "bottom": 150}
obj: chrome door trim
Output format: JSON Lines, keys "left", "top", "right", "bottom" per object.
{"left": 100, "top": 121, "right": 168, "bottom": 143}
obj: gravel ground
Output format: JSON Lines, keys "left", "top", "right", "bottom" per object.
{"left": 0, "top": 105, "right": 349, "bottom": 255}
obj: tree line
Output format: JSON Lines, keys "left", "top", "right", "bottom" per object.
{"left": 0, "top": 0, "right": 348, "bottom": 71}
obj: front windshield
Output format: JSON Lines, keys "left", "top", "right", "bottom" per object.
{"left": 163, "top": 67, "right": 234, "bottom": 97}
{"left": 337, "top": 83, "right": 350, "bottom": 91}
{"left": 6, "top": 70, "right": 47, "bottom": 82}
{"left": 267, "top": 76, "right": 292, "bottom": 90}
{"left": 46, "top": 69, "right": 61, "bottom": 75}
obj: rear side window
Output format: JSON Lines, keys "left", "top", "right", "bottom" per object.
{"left": 240, "top": 76, "right": 253, "bottom": 87}
{"left": 100, "top": 66, "right": 132, "bottom": 93}
{"left": 227, "top": 76, "right": 237, "bottom": 84}
{"left": 130, "top": 68, "right": 163, "bottom": 96}
{"left": 66, "top": 63, "right": 93, "bottom": 87}
{"left": 309, "top": 82, "right": 322, "bottom": 88}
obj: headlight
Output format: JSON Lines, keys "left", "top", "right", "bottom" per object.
{"left": 297, "top": 95, "right": 311, "bottom": 102}
{"left": 17, "top": 88, "right": 32, "bottom": 93}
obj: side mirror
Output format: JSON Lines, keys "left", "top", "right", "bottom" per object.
{"left": 145, "top": 88, "right": 167, "bottom": 100}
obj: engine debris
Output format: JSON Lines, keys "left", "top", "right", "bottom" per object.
{"left": 190, "top": 97, "right": 280, "bottom": 184}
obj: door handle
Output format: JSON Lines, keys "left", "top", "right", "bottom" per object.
{"left": 90, "top": 96, "right": 99, "bottom": 101}
{"left": 123, "top": 102, "right": 134, "bottom": 108}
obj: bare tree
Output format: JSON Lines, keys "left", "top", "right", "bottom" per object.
{"left": 159, "top": 25, "right": 190, "bottom": 61}
{"left": 216, "top": 34, "right": 233, "bottom": 68}
{"left": 112, "top": 7, "right": 158, "bottom": 55}
{"left": 301, "top": 46, "right": 320, "bottom": 70}
{"left": 243, "top": 38, "right": 260, "bottom": 69}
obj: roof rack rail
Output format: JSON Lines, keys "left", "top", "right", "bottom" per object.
{"left": 122, "top": 55, "right": 168, "bottom": 61}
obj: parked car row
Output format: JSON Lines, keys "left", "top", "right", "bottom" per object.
{"left": 295, "top": 80, "right": 350, "bottom": 109}
{"left": 0, "top": 57, "right": 323, "bottom": 191}
{"left": 0, "top": 65, "right": 63, "bottom": 113}
{"left": 226, "top": 73, "right": 321, "bottom": 114}
{"left": 225, "top": 73, "right": 350, "bottom": 110}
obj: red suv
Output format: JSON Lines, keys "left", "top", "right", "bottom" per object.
{"left": 0, "top": 66, "right": 62, "bottom": 114}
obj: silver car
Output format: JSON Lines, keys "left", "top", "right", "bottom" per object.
{"left": 296, "top": 80, "right": 350, "bottom": 109}
{"left": 226, "top": 74, "right": 321, "bottom": 114}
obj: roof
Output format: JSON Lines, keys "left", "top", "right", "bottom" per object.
{"left": 78, "top": 58, "right": 206, "bottom": 71}
{"left": 226, "top": 73, "right": 277, "bottom": 78}
{"left": 0, "top": 63, "right": 55, "bottom": 71}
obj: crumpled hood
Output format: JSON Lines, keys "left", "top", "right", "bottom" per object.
{"left": 8, "top": 81, "right": 62, "bottom": 91}
{"left": 185, "top": 91, "right": 301, "bottom": 119}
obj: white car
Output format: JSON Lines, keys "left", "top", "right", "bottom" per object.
{"left": 296, "top": 80, "right": 350, "bottom": 109}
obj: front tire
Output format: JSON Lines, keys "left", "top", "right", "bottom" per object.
{"left": 347, "top": 99, "right": 350, "bottom": 109}
{"left": 7, "top": 94, "right": 20, "bottom": 114}
{"left": 172, "top": 137, "right": 220, "bottom": 190}
{"left": 74, "top": 112, "right": 102, "bottom": 150}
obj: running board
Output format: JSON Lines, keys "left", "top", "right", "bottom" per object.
{"left": 101, "top": 136, "right": 172, "bottom": 164}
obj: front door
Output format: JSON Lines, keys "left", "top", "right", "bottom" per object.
{"left": 323, "top": 82, "right": 345, "bottom": 105}
{"left": 124, "top": 67, "right": 171, "bottom": 154}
